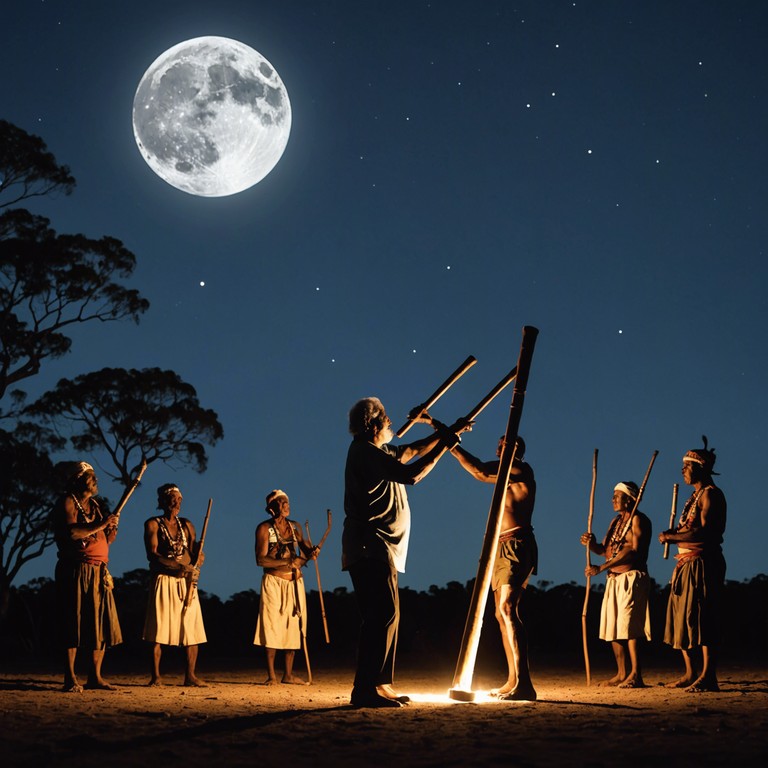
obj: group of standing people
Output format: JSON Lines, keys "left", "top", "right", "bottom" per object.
{"left": 51, "top": 460, "right": 320, "bottom": 692}
{"left": 53, "top": 463, "right": 207, "bottom": 690}
{"left": 51, "top": 407, "right": 727, "bottom": 704}
{"left": 582, "top": 439, "right": 727, "bottom": 693}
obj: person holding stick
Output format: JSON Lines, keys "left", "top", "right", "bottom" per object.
{"left": 142, "top": 483, "right": 207, "bottom": 687}
{"left": 52, "top": 461, "right": 122, "bottom": 692}
{"left": 581, "top": 481, "right": 652, "bottom": 688}
{"left": 254, "top": 490, "right": 318, "bottom": 685}
{"left": 450, "top": 435, "right": 538, "bottom": 701}
{"left": 658, "top": 438, "right": 727, "bottom": 692}
{"left": 343, "top": 397, "right": 470, "bottom": 708}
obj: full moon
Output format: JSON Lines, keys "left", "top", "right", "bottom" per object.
{"left": 132, "top": 36, "right": 291, "bottom": 197}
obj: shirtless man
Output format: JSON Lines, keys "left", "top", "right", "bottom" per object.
{"left": 143, "top": 484, "right": 207, "bottom": 687}
{"left": 450, "top": 435, "right": 538, "bottom": 701}
{"left": 581, "top": 481, "right": 652, "bottom": 688}
{"left": 658, "top": 439, "right": 727, "bottom": 692}
{"left": 254, "top": 490, "right": 317, "bottom": 685}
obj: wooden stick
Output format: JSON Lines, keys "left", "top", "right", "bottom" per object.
{"left": 449, "top": 327, "right": 538, "bottom": 701}
{"left": 395, "top": 355, "right": 477, "bottom": 438}
{"left": 113, "top": 459, "right": 148, "bottom": 521}
{"left": 294, "top": 573, "right": 312, "bottom": 684}
{"left": 305, "top": 511, "right": 332, "bottom": 644}
{"left": 615, "top": 451, "right": 659, "bottom": 545}
{"left": 582, "top": 449, "right": 598, "bottom": 686}
{"left": 462, "top": 366, "right": 517, "bottom": 422}
{"left": 184, "top": 498, "right": 212, "bottom": 609}
{"left": 663, "top": 484, "right": 679, "bottom": 560}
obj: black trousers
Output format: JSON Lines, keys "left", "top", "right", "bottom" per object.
{"left": 349, "top": 558, "right": 399, "bottom": 691}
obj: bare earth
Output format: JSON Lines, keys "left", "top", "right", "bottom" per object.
{"left": 1, "top": 665, "right": 766, "bottom": 767}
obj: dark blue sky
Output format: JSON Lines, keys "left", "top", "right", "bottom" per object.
{"left": 4, "top": 0, "right": 766, "bottom": 600}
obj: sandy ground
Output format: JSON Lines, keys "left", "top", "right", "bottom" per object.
{"left": 1, "top": 664, "right": 766, "bottom": 767}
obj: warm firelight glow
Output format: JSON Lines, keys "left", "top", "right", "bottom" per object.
{"left": 400, "top": 689, "right": 530, "bottom": 705}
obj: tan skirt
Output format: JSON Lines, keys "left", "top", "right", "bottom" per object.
{"left": 599, "top": 570, "right": 651, "bottom": 641}
{"left": 254, "top": 573, "right": 306, "bottom": 650}
{"left": 142, "top": 573, "right": 207, "bottom": 646}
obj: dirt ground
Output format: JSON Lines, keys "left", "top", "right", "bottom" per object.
{"left": 1, "top": 664, "right": 766, "bottom": 767}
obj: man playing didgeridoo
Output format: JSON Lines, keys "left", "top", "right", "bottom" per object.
{"left": 254, "top": 490, "right": 318, "bottom": 685}
{"left": 52, "top": 461, "right": 122, "bottom": 692}
{"left": 658, "top": 438, "right": 726, "bottom": 692}
{"left": 581, "top": 481, "right": 652, "bottom": 688}
{"left": 143, "top": 484, "right": 207, "bottom": 687}
{"left": 450, "top": 435, "right": 538, "bottom": 701}
{"left": 343, "top": 398, "right": 471, "bottom": 708}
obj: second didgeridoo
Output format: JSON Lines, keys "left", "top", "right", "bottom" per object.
{"left": 395, "top": 355, "right": 477, "bottom": 438}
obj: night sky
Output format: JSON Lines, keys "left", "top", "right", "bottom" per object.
{"left": 4, "top": 0, "right": 766, "bottom": 601}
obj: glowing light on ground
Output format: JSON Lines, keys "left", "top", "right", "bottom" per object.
{"left": 401, "top": 689, "right": 530, "bottom": 705}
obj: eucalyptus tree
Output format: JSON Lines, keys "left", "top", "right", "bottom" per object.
{"left": 30, "top": 367, "right": 224, "bottom": 486}
{"left": 0, "top": 424, "right": 60, "bottom": 617}
{"left": 0, "top": 121, "right": 148, "bottom": 611}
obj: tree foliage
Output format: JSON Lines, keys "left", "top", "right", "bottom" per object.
{"left": 30, "top": 367, "right": 224, "bottom": 485}
{"left": 0, "top": 119, "right": 75, "bottom": 209}
{"left": 0, "top": 424, "right": 61, "bottom": 616}
{"left": 0, "top": 121, "right": 151, "bottom": 618}
{"left": 0, "top": 208, "right": 149, "bottom": 401}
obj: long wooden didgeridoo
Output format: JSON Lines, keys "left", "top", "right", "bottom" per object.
{"left": 582, "top": 449, "right": 598, "bottom": 686}
{"left": 449, "top": 326, "right": 539, "bottom": 702}
{"left": 395, "top": 355, "right": 477, "bottom": 438}
{"left": 461, "top": 366, "right": 518, "bottom": 423}
{"left": 663, "top": 484, "right": 679, "bottom": 560}
{"left": 184, "top": 498, "right": 213, "bottom": 609}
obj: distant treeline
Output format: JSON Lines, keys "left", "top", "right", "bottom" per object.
{"left": 2, "top": 572, "right": 766, "bottom": 674}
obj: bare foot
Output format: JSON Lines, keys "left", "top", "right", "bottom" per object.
{"left": 281, "top": 675, "right": 307, "bottom": 685}
{"left": 665, "top": 675, "right": 695, "bottom": 689}
{"left": 498, "top": 684, "right": 537, "bottom": 702}
{"left": 490, "top": 682, "right": 515, "bottom": 696}
{"left": 184, "top": 676, "right": 207, "bottom": 687}
{"left": 147, "top": 677, "right": 163, "bottom": 687}
{"left": 62, "top": 681, "right": 83, "bottom": 693}
{"left": 619, "top": 675, "right": 647, "bottom": 689}
{"left": 597, "top": 674, "right": 625, "bottom": 687}
{"left": 685, "top": 676, "right": 719, "bottom": 693}
{"left": 84, "top": 680, "right": 116, "bottom": 691}
{"left": 263, "top": 677, "right": 279, "bottom": 686}
{"left": 377, "top": 684, "right": 411, "bottom": 704}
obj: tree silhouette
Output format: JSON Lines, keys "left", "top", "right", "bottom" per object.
{"left": 0, "top": 121, "right": 149, "bottom": 616}
{"left": 0, "top": 208, "right": 149, "bottom": 402}
{"left": 0, "top": 424, "right": 61, "bottom": 617}
{"left": 0, "top": 119, "right": 75, "bottom": 209}
{"left": 30, "top": 367, "right": 224, "bottom": 485}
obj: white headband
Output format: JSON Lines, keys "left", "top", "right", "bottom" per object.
{"left": 614, "top": 482, "right": 638, "bottom": 500}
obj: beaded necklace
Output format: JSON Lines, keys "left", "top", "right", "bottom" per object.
{"left": 269, "top": 519, "right": 297, "bottom": 560}
{"left": 71, "top": 494, "right": 100, "bottom": 546}
{"left": 677, "top": 486, "right": 711, "bottom": 531}
{"left": 71, "top": 494, "right": 96, "bottom": 523}
{"left": 607, "top": 512, "right": 630, "bottom": 557}
{"left": 157, "top": 516, "right": 188, "bottom": 560}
